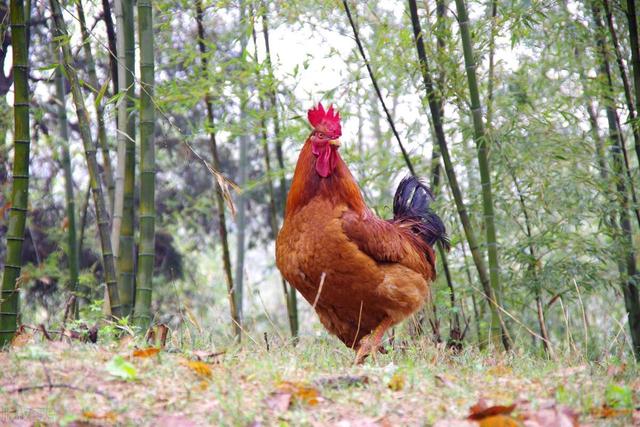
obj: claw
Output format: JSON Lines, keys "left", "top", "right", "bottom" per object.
{"left": 353, "top": 318, "right": 393, "bottom": 365}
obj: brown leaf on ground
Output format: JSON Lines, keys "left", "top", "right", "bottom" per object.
{"left": 265, "top": 381, "right": 321, "bottom": 412}
{"left": 264, "top": 390, "right": 292, "bottom": 412}
{"left": 590, "top": 404, "right": 632, "bottom": 419}
{"left": 479, "top": 415, "right": 520, "bottom": 427}
{"left": 133, "top": 347, "right": 161, "bottom": 358}
{"left": 181, "top": 360, "right": 213, "bottom": 378}
{"left": 278, "top": 381, "right": 320, "bottom": 405}
{"left": 521, "top": 404, "right": 579, "bottom": 426}
{"left": 468, "top": 399, "right": 516, "bottom": 420}
{"left": 83, "top": 410, "right": 117, "bottom": 422}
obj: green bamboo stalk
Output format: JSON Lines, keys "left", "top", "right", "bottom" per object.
{"left": 625, "top": 0, "right": 640, "bottom": 162}
{"left": 114, "top": 0, "right": 136, "bottom": 318}
{"left": 76, "top": 0, "right": 115, "bottom": 213}
{"left": 133, "top": 0, "right": 155, "bottom": 331}
{"left": 407, "top": 0, "right": 511, "bottom": 350}
{"left": 53, "top": 49, "right": 80, "bottom": 310}
{"left": 261, "top": 1, "right": 298, "bottom": 339}
{"left": 0, "top": 0, "right": 30, "bottom": 346}
{"left": 251, "top": 2, "right": 296, "bottom": 338}
{"left": 234, "top": 0, "right": 250, "bottom": 330}
{"left": 593, "top": 2, "right": 640, "bottom": 360}
{"left": 50, "top": 0, "right": 122, "bottom": 319}
{"left": 101, "top": 0, "right": 118, "bottom": 95}
{"left": 195, "top": 0, "right": 241, "bottom": 340}
{"left": 453, "top": 0, "right": 508, "bottom": 350}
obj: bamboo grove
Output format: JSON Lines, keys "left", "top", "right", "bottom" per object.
{"left": 1, "top": 0, "right": 640, "bottom": 361}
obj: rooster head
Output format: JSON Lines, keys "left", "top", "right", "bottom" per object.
{"left": 308, "top": 102, "right": 342, "bottom": 177}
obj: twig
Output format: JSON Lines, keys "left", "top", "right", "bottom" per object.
{"left": 263, "top": 332, "right": 270, "bottom": 352}
{"left": 351, "top": 300, "right": 364, "bottom": 349}
{"left": 341, "top": 0, "right": 416, "bottom": 176}
{"left": 38, "top": 324, "right": 52, "bottom": 341}
{"left": 312, "top": 272, "right": 326, "bottom": 310}
{"left": 3, "top": 383, "right": 114, "bottom": 400}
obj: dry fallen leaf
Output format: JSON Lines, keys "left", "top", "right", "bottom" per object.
{"left": 468, "top": 399, "right": 517, "bottom": 421}
{"left": 265, "top": 381, "right": 321, "bottom": 412}
{"left": 83, "top": 411, "right": 117, "bottom": 422}
{"left": 265, "top": 390, "right": 292, "bottom": 412}
{"left": 388, "top": 373, "right": 405, "bottom": 391}
{"left": 590, "top": 404, "right": 632, "bottom": 419}
{"left": 133, "top": 347, "right": 160, "bottom": 358}
{"left": 181, "top": 360, "right": 213, "bottom": 378}
{"left": 479, "top": 415, "right": 520, "bottom": 427}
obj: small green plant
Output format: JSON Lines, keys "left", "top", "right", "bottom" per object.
{"left": 604, "top": 383, "right": 633, "bottom": 409}
{"left": 106, "top": 355, "right": 137, "bottom": 381}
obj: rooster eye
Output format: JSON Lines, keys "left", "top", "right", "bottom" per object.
{"left": 317, "top": 132, "right": 326, "bottom": 139}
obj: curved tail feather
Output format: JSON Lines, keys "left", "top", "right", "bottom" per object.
{"left": 393, "top": 176, "right": 450, "bottom": 251}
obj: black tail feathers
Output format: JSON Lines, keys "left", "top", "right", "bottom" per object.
{"left": 393, "top": 176, "right": 450, "bottom": 251}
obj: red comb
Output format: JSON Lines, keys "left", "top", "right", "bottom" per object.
{"left": 307, "top": 102, "right": 342, "bottom": 138}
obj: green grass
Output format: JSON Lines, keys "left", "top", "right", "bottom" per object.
{"left": 0, "top": 332, "right": 637, "bottom": 426}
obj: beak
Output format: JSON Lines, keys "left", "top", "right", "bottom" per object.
{"left": 329, "top": 139, "right": 341, "bottom": 147}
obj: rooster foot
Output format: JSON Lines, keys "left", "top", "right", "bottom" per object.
{"left": 354, "top": 317, "right": 393, "bottom": 365}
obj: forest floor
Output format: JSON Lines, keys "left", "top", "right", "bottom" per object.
{"left": 0, "top": 330, "right": 638, "bottom": 426}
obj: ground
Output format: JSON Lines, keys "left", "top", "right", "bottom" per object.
{"left": 0, "top": 331, "right": 638, "bottom": 426}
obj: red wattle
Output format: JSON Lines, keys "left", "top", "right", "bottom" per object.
{"left": 314, "top": 144, "right": 337, "bottom": 177}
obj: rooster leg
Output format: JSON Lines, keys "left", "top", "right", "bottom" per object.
{"left": 354, "top": 317, "right": 393, "bottom": 365}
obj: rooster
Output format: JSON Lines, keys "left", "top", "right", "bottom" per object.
{"left": 276, "top": 103, "right": 448, "bottom": 363}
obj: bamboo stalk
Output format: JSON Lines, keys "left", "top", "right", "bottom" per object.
{"left": 453, "top": 0, "right": 508, "bottom": 350}
{"left": 133, "top": 0, "right": 155, "bottom": 331}
{"left": 76, "top": 0, "right": 115, "bottom": 215}
{"left": 593, "top": 1, "right": 640, "bottom": 360}
{"left": 114, "top": 0, "right": 136, "bottom": 317}
{"left": 101, "top": 0, "right": 118, "bottom": 95}
{"left": 53, "top": 48, "right": 80, "bottom": 312}
{"left": 234, "top": 0, "right": 250, "bottom": 331}
{"left": 407, "top": 0, "right": 511, "bottom": 350}
{"left": 50, "top": 0, "right": 122, "bottom": 319}
{"left": 625, "top": 0, "right": 640, "bottom": 158}
{"left": 195, "top": 0, "right": 241, "bottom": 340}
{"left": 261, "top": 0, "right": 298, "bottom": 339}
{"left": 0, "top": 0, "right": 30, "bottom": 346}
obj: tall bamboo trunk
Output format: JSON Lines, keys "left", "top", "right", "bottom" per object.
{"left": 195, "top": 0, "right": 240, "bottom": 340}
{"left": 0, "top": 0, "right": 30, "bottom": 346}
{"left": 407, "top": 0, "right": 511, "bottom": 350}
{"left": 54, "top": 49, "right": 80, "bottom": 311}
{"left": 593, "top": 1, "right": 640, "bottom": 359}
{"left": 234, "top": 0, "right": 250, "bottom": 329}
{"left": 76, "top": 0, "right": 115, "bottom": 214}
{"left": 250, "top": 5, "right": 294, "bottom": 336}
{"left": 102, "top": 0, "right": 118, "bottom": 96}
{"left": 261, "top": 0, "right": 298, "bottom": 339}
{"left": 454, "top": 0, "right": 507, "bottom": 350}
{"left": 113, "top": 0, "right": 136, "bottom": 317}
{"left": 50, "top": 0, "right": 122, "bottom": 319}
{"left": 133, "top": 0, "right": 155, "bottom": 331}
{"left": 625, "top": 0, "right": 640, "bottom": 164}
